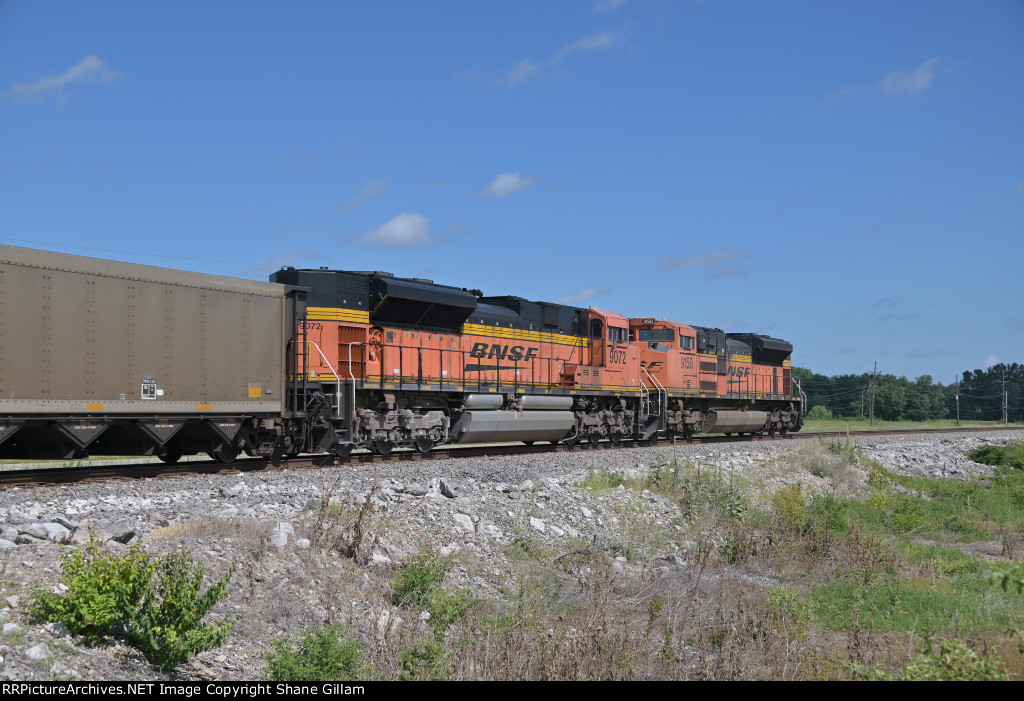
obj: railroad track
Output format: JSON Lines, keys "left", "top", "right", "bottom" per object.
{"left": 1, "top": 425, "right": 1021, "bottom": 488}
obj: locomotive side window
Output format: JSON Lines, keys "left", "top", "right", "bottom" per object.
{"left": 609, "top": 326, "right": 627, "bottom": 343}
{"left": 590, "top": 319, "right": 604, "bottom": 338}
{"left": 680, "top": 336, "right": 694, "bottom": 350}
{"left": 638, "top": 329, "right": 674, "bottom": 343}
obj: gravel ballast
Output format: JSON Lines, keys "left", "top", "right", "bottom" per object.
{"left": 0, "top": 428, "right": 1021, "bottom": 681}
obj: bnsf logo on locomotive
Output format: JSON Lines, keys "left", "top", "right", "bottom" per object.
{"left": 729, "top": 366, "right": 751, "bottom": 377}
{"left": 469, "top": 343, "right": 540, "bottom": 361}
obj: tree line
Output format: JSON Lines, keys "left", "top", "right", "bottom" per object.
{"left": 791, "top": 363, "right": 1024, "bottom": 422}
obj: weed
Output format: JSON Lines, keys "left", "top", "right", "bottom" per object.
{"left": 854, "top": 637, "right": 1007, "bottom": 680}
{"left": 399, "top": 636, "right": 450, "bottom": 681}
{"left": 308, "top": 483, "right": 390, "bottom": 563}
{"left": 392, "top": 547, "right": 453, "bottom": 609}
{"left": 266, "top": 623, "right": 366, "bottom": 681}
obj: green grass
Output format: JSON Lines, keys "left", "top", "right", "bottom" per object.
{"left": 800, "top": 418, "right": 1014, "bottom": 433}
{"left": 811, "top": 572, "right": 1019, "bottom": 635}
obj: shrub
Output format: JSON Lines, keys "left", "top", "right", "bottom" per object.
{"left": 806, "top": 405, "right": 833, "bottom": 421}
{"left": 266, "top": 624, "right": 366, "bottom": 681}
{"left": 772, "top": 484, "right": 808, "bottom": 533}
{"left": 32, "top": 539, "right": 154, "bottom": 643}
{"left": 126, "top": 549, "right": 235, "bottom": 671}
{"left": 33, "top": 540, "right": 234, "bottom": 670}
{"left": 809, "top": 492, "right": 848, "bottom": 534}
{"left": 970, "top": 443, "right": 1024, "bottom": 469}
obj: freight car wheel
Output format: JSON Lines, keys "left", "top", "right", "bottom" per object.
{"left": 414, "top": 438, "right": 433, "bottom": 455}
{"left": 372, "top": 439, "right": 394, "bottom": 457}
{"left": 588, "top": 434, "right": 600, "bottom": 447}
{"left": 610, "top": 433, "right": 621, "bottom": 444}
{"left": 523, "top": 441, "right": 534, "bottom": 446}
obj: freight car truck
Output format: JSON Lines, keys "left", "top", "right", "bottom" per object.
{"left": 0, "top": 244, "right": 296, "bottom": 462}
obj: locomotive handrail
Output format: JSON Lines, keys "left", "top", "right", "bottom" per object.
{"left": 641, "top": 365, "right": 667, "bottom": 430}
{"left": 309, "top": 340, "right": 342, "bottom": 419}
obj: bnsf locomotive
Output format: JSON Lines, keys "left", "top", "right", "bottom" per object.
{"left": 0, "top": 244, "right": 801, "bottom": 463}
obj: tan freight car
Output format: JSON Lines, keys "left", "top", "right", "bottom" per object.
{"left": 0, "top": 244, "right": 291, "bottom": 461}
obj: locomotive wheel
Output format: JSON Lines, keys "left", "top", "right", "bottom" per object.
{"left": 372, "top": 439, "right": 394, "bottom": 457}
{"left": 414, "top": 438, "right": 433, "bottom": 454}
{"left": 682, "top": 425, "right": 693, "bottom": 442}
{"left": 589, "top": 434, "right": 600, "bottom": 447}
{"left": 768, "top": 425, "right": 776, "bottom": 437}
{"left": 610, "top": 433, "right": 621, "bottom": 444}
{"left": 333, "top": 444, "right": 354, "bottom": 459}
{"left": 208, "top": 445, "right": 239, "bottom": 464}
{"left": 523, "top": 441, "right": 534, "bottom": 446}
{"left": 780, "top": 428, "right": 788, "bottom": 436}
{"left": 159, "top": 450, "right": 182, "bottom": 465}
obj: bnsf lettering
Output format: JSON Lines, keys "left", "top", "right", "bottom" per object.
{"left": 680, "top": 356, "right": 694, "bottom": 370}
{"left": 470, "top": 343, "right": 538, "bottom": 361}
{"left": 728, "top": 366, "right": 751, "bottom": 378}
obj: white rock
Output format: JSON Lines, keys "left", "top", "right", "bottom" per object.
{"left": 452, "top": 513, "right": 475, "bottom": 532}
{"left": 529, "top": 517, "right": 546, "bottom": 533}
{"left": 483, "top": 524, "right": 504, "bottom": 539}
{"left": 270, "top": 522, "right": 293, "bottom": 548}
{"left": 26, "top": 643, "right": 51, "bottom": 661}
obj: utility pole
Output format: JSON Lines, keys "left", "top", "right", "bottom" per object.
{"left": 955, "top": 375, "right": 960, "bottom": 426}
{"left": 870, "top": 362, "right": 877, "bottom": 427}
{"left": 1004, "top": 367, "right": 1008, "bottom": 424}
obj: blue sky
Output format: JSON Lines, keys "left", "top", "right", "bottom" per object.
{"left": 2, "top": 1, "right": 1022, "bottom": 383}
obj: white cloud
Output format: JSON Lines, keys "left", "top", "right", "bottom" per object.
{"left": 876, "top": 58, "right": 940, "bottom": 96}
{"left": 824, "top": 58, "right": 943, "bottom": 104}
{"left": 4, "top": 55, "right": 121, "bottom": 104}
{"left": 555, "top": 284, "right": 613, "bottom": 305}
{"left": 658, "top": 250, "right": 750, "bottom": 279}
{"left": 358, "top": 213, "right": 433, "bottom": 247}
{"left": 479, "top": 172, "right": 539, "bottom": 198}
{"left": 499, "top": 29, "right": 625, "bottom": 87}
{"left": 594, "top": 0, "right": 627, "bottom": 12}
{"left": 505, "top": 59, "right": 539, "bottom": 87}
{"left": 338, "top": 180, "right": 392, "bottom": 213}
{"left": 985, "top": 355, "right": 1001, "bottom": 368}
{"left": 551, "top": 31, "right": 623, "bottom": 64}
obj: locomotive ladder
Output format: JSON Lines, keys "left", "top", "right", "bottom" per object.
{"left": 638, "top": 366, "right": 667, "bottom": 439}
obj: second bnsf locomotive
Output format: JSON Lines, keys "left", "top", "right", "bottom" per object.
{"left": 269, "top": 267, "right": 802, "bottom": 458}
{"left": 0, "top": 245, "right": 801, "bottom": 463}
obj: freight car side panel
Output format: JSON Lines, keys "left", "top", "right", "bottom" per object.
{"left": 0, "top": 245, "right": 285, "bottom": 414}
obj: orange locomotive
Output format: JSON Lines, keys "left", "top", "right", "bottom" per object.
{"left": 270, "top": 268, "right": 802, "bottom": 457}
